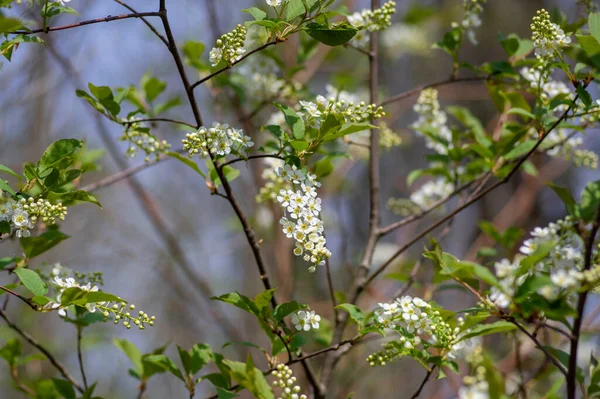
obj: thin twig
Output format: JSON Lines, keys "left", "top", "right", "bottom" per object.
{"left": 409, "top": 366, "right": 436, "bottom": 399}
{"left": 76, "top": 325, "right": 89, "bottom": 390}
{"left": 217, "top": 154, "right": 283, "bottom": 170}
{"left": 112, "top": 0, "right": 169, "bottom": 46}
{"left": 379, "top": 76, "right": 490, "bottom": 107}
{"left": 122, "top": 118, "right": 196, "bottom": 128}
{"left": 567, "top": 204, "right": 600, "bottom": 399}
{"left": 190, "top": 41, "right": 279, "bottom": 90}
{"left": 0, "top": 308, "right": 84, "bottom": 393}
{"left": 0, "top": 285, "right": 36, "bottom": 310}
{"left": 9, "top": 12, "right": 162, "bottom": 35}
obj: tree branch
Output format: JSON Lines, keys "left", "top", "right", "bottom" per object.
{"left": 0, "top": 308, "right": 84, "bottom": 393}
{"left": 113, "top": 0, "right": 169, "bottom": 47}
{"left": 9, "top": 12, "right": 162, "bottom": 35}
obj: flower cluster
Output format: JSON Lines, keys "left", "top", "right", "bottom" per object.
{"left": 367, "top": 296, "right": 457, "bottom": 367}
{"left": 209, "top": 24, "right": 247, "bottom": 66}
{"left": 411, "top": 88, "right": 453, "bottom": 154}
{"left": 276, "top": 165, "right": 331, "bottom": 272}
{"left": 182, "top": 122, "right": 253, "bottom": 158}
{"left": 298, "top": 85, "right": 385, "bottom": 130}
{"left": 266, "top": 0, "right": 281, "bottom": 7}
{"left": 0, "top": 197, "right": 67, "bottom": 238}
{"left": 531, "top": 9, "right": 571, "bottom": 58}
{"left": 536, "top": 128, "right": 599, "bottom": 169}
{"left": 290, "top": 310, "right": 321, "bottom": 331}
{"left": 347, "top": 1, "right": 397, "bottom": 48}
{"left": 271, "top": 364, "right": 307, "bottom": 399}
{"left": 233, "top": 54, "right": 293, "bottom": 103}
{"left": 257, "top": 158, "right": 288, "bottom": 203}
{"left": 102, "top": 303, "right": 155, "bottom": 330}
{"left": 520, "top": 67, "right": 573, "bottom": 112}
{"left": 410, "top": 179, "right": 455, "bottom": 211}
{"left": 120, "top": 118, "right": 171, "bottom": 162}
{"left": 451, "top": 0, "right": 486, "bottom": 45}
{"left": 489, "top": 217, "right": 594, "bottom": 308}
{"left": 378, "top": 122, "right": 403, "bottom": 150}
{"left": 53, "top": 275, "right": 101, "bottom": 314}
{"left": 381, "top": 23, "right": 431, "bottom": 59}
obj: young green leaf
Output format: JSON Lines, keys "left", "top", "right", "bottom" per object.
{"left": 305, "top": 22, "right": 358, "bottom": 47}
{"left": 14, "top": 268, "right": 47, "bottom": 296}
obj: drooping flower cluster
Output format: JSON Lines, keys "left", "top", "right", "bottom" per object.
{"left": 298, "top": 85, "right": 385, "bottom": 130}
{"left": 120, "top": 118, "right": 171, "bottom": 162}
{"left": 378, "top": 121, "right": 403, "bottom": 150}
{"left": 53, "top": 274, "right": 101, "bottom": 315}
{"left": 182, "top": 122, "right": 254, "bottom": 158}
{"left": 536, "top": 128, "right": 599, "bottom": 169}
{"left": 102, "top": 303, "right": 155, "bottom": 330}
{"left": 290, "top": 310, "right": 321, "bottom": 331}
{"left": 209, "top": 24, "right": 247, "bottom": 66}
{"left": 520, "top": 67, "right": 573, "bottom": 112}
{"left": 366, "top": 296, "right": 457, "bottom": 366}
{"left": 411, "top": 88, "right": 453, "bottom": 154}
{"left": 271, "top": 364, "right": 307, "bottom": 399}
{"left": 451, "top": 0, "right": 486, "bottom": 45}
{"left": 488, "top": 217, "right": 595, "bottom": 309}
{"left": 348, "top": 1, "right": 397, "bottom": 48}
{"left": 233, "top": 53, "right": 294, "bottom": 103}
{"left": 0, "top": 197, "right": 67, "bottom": 238}
{"left": 276, "top": 165, "right": 331, "bottom": 272}
{"left": 257, "top": 158, "right": 288, "bottom": 203}
{"left": 530, "top": 9, "right": 571, "bottom": 58}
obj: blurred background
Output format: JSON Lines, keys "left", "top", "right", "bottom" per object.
{"left": 0, "top": 0, "right": 599, "bottom": 397}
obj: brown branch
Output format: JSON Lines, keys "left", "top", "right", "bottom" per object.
{"left": 122, "top": 118, "right": 196, "bottom": 128}
{"left": 158, "top": 4, "right": 203, "bottom": 127}
{"left": 190, "top": 41, "right": 279, "bottom": 91}
{"left": 217, "top": 154, "right": 284, "bottom": 170}
{"left": 113, "top": 0, "right": 169, "bottom": 47}
{"left": 410, "top": 366, "right": 436, "bottom": 399}
{"left": 567, "top": 204, "right": 600, "bottom": 399}
{"left": 379, "top": 76, "right": 490, "bottom": 107}
{"left": 0, "top": 286, "right": 36, "bottom": 310}
{"left": 76, "top": 325, "right": 89, "bottom": 390}
{"left": 0, "top": 308, "right": 84, "bottom": 392}
{"left": 9, "top": 12, "right": 162, "bottom": 35}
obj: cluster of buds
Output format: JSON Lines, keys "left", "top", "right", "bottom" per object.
{"left": 100, "top": 303, "right": 155, "bottom": 330}
{"left": 347, "top": 1, "right": 397, "bottom": 47}
{"left": 531, "top": 9, "right": 571, "bottom": 57}
{"left": 19, "top": 197, "right": 67, "bottom": 224}
{"left": 182, "top": 122, "right": 253, "bottom": 158}
{"left": 209, "top": 24, "right": 247, "bottom": 66}
{"left": 271, "top": 364, "right": 307, "bottom": 399}
{"left": 451, "top": 0, "right": 486, "bottom": 44}
{"left": 120, "top": 119, "right": 171, "bottom": 162}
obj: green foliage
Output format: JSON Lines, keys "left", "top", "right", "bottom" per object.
{"left": 222, "top": 356, "right": 274, "bottom": 399}
{"left": 305, "top": 22, "right": 357, "bottom": 46}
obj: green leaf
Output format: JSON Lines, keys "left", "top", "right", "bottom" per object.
{"left": 37, "top": 139, "right": 83, "bottom": 173}
{"left": 273, "top": 301, "right": 305, "bottom": 322}
{"left": 286, "top": 0, "right": 318, "bottom": 20}
{"left": 590, "top": 13, "right": 600, "bottom": 44}
{"left": 167, "top": 152, "right": 206, "bottom": 178}
{"left": 507, "top": 108, "right": 536, "bottom": 120}
{"left": 547, "top": 183, "right": 576, "bottom": 211}
{"left": 290, "top": 140, "right": 309, "bottom": 152}
{"left": 322, "top": 123, "right": 375, "bottom": 141}
{"left": 253, "top": 288, "right": 276, "bottom": 313}
{"left": 305, "top": 22, "right": 358, "bottom": 46}
{"left": 48, "top": 190, "right": 101, "bottom": 207}
{"left": 20, "top": 230, "right": 69, "bottom": 259}
{"left": 0, "top": 338, "right": 21, "bottom": 366}
{"left": 0, "top": 180, "right": 15, "bottom": 196}
{"left": 0, "top": 17, "right": 21, "bottom": 34}
{"left": 457, "top": 321, "right": 517, "bottom": 341}
{"left": 335, "top": 303, "right": 364, "bottom": 327}
{"left": 243, "top": 7, "right": 267, "bottom": 21}
{"left": 142, "top": 75, "right": 166, "bottom": 103}
{"left": 576, "top": 34, "right": 600, "bottom": 56}
{"left": 85, "top": 291, "right": 123, "bottom": 304}
{"left": 178, "top": 343, "right": 212, "bottom": 376}
{"left": 211, "top": 292, "right": 259, "bottom": 316}
{"left": 314, "top": 157, "right": 334, "bottom": 178}
{"left": 577, "top": 84, "right": 593, "bottom": 108}
{"left": 0, "top": 257, "right": 19, "bottom": 270}
{"left": 223, "top": 357, "right": 274, "bottom": 399}
{"left": 542, "top": 346, "right": 584, "bottom": 384}
{"left": 0, "top": 164, "right": 22, "bottom": 182}
{"left": 275, "top": 104, "right": 305, "bottom": 139}
{"left": 14, "top": 268, "right": 47, "bottom": 296}
{"left": 52, "top": 379, "right": 76, "bottom": 399}
{"left": 576, "top": 180, "right": 600, "bottom": 221}
{"left": 87, "top": 83, "right": 120, "bottom": 116}
{"left": 142, "top": 355, "right": 184, "bottom": 381}
{"left": 504, "top": 139, "right": 537, "bottom": 160}
{"left": 217, "top": 388, "right": 239, "bottom": 399}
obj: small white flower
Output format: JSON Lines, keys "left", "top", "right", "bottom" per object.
{"left": 209, "top": 47, "right": 222, "bottom": 66}
{"left": 266, "top": 0, "right": 281, "bottom": 6}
